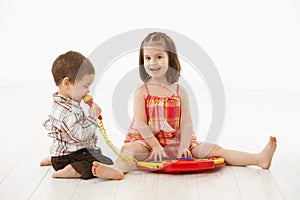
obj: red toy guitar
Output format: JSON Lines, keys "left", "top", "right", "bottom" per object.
{"left": 136, "top": 157, "right": 224, "bottom": 173}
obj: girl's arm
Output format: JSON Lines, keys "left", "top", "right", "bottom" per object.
{"left": 178, "top": 86, "right": 194, "bottom": 157}
{"left": 133, "top": 86, "right": 168, "bottom": 161}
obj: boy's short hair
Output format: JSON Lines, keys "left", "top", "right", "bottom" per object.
{"left": 52, "top": 51, "right": 95, "bottom": 86}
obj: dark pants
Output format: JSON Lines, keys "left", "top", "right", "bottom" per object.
{"left": 51, "top": 148, "right": 113, "bottom": 179}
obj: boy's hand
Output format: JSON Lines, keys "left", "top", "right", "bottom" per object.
{"left": 93, "top": 134, "right": 98, "bottom": 144}
{"left": 89, "top": 103, "right": 102, "bottom": 117}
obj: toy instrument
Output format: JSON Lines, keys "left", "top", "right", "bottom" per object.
{"left": 83, "top": 95, "right": 225, "bottom": 173}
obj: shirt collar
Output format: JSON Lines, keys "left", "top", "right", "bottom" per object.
{"left": 52, "top": 92, "right": 81, "bottom": 108}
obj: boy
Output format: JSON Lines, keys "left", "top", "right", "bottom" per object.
{"left": 41, "top": 51, "right": 123, "bottom": 180}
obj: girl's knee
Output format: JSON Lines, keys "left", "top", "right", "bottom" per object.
{"left": 212, "top": 144, "right": 223, "bottom": 155}
{"left": 121, "top": 144, "right": 134, "bottom": 153}
{"left": 196, "top": 143, "right": 223, "bottom": 158}
{"left": 120, "top": 143, "right": 150, "bottom": 160}
{"left": 121, "top": 143, "right": 146, "bottom": 154}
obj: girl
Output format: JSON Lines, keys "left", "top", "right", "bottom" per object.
{"left": 92, "top": 32, "right": 277, "bottom": 177}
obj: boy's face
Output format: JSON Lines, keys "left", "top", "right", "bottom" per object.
{"left": 69, "top": 74, "right": 95, "bottom": 102}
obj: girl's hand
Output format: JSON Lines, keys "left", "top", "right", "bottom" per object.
{"left": 148, "top": 145, "right": 168, "bottom": 162}
{"left": 177, "top": 147, "right": 192, "bottom": 158}
{"left": 89, "top": 103, "right": 102, "bottom": 117}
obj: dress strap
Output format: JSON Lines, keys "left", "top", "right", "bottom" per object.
{"left": 144, "top": 83, "right": 150, "bottom": 95}
{"left": 176, "top": 83, "right": 180, "bottom": 95}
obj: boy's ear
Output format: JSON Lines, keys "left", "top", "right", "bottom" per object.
{"left": 62, "top": 77, "right": 72, "bottom": 88}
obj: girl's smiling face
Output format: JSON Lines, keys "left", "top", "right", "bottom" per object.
{"left": 143, "top": 46, "right": 169, "bottom": 83}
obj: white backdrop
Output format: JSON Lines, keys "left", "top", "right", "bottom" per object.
{"left": 0, "top": 0, "right": 299, "bottom": 89}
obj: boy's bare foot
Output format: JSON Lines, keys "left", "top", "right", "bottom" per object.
{"left": 92, "top": 161, "right": 124, "bottom": 180}
{"left": 52, "top": 164, "right": 81, "bottom": 178}
{"left": 258, "top": 136, "right": 277, "bottom": 169}
{"left": 40, "top": 156, "right": 51, "bottom": 166}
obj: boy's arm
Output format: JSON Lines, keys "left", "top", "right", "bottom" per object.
{"left": 61, "top": 111, "right": 98, "bottom": 142}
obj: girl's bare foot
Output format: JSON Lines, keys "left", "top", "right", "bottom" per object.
{"left": 258, "top": 136, "right": 277, "bottom": 169}
{"left": 40, "top": 156, "right": 51, "bottom": 166}
{"left": 92, "top": 161, "right": 124, "bottom": 180}
{"left": 52, "top": 164, "right": 81, "bottom": 178}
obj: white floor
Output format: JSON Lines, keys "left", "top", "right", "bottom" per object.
{"left": 0, "top": 82, "right": 299, "bottom": 200}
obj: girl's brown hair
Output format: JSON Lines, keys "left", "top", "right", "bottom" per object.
{"left": 139, "top": 32, "right": 181, "bottom": 84}
{"left": 52, "top": 51, "right": 95, "bottom": 86}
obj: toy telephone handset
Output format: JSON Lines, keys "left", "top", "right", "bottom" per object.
{"left": 83, "top": 95, "right": 102, "bottom": 120}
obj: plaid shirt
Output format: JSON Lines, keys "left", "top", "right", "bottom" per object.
{"left": 43, "top": 93, "right": 99, "bottom": 156}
